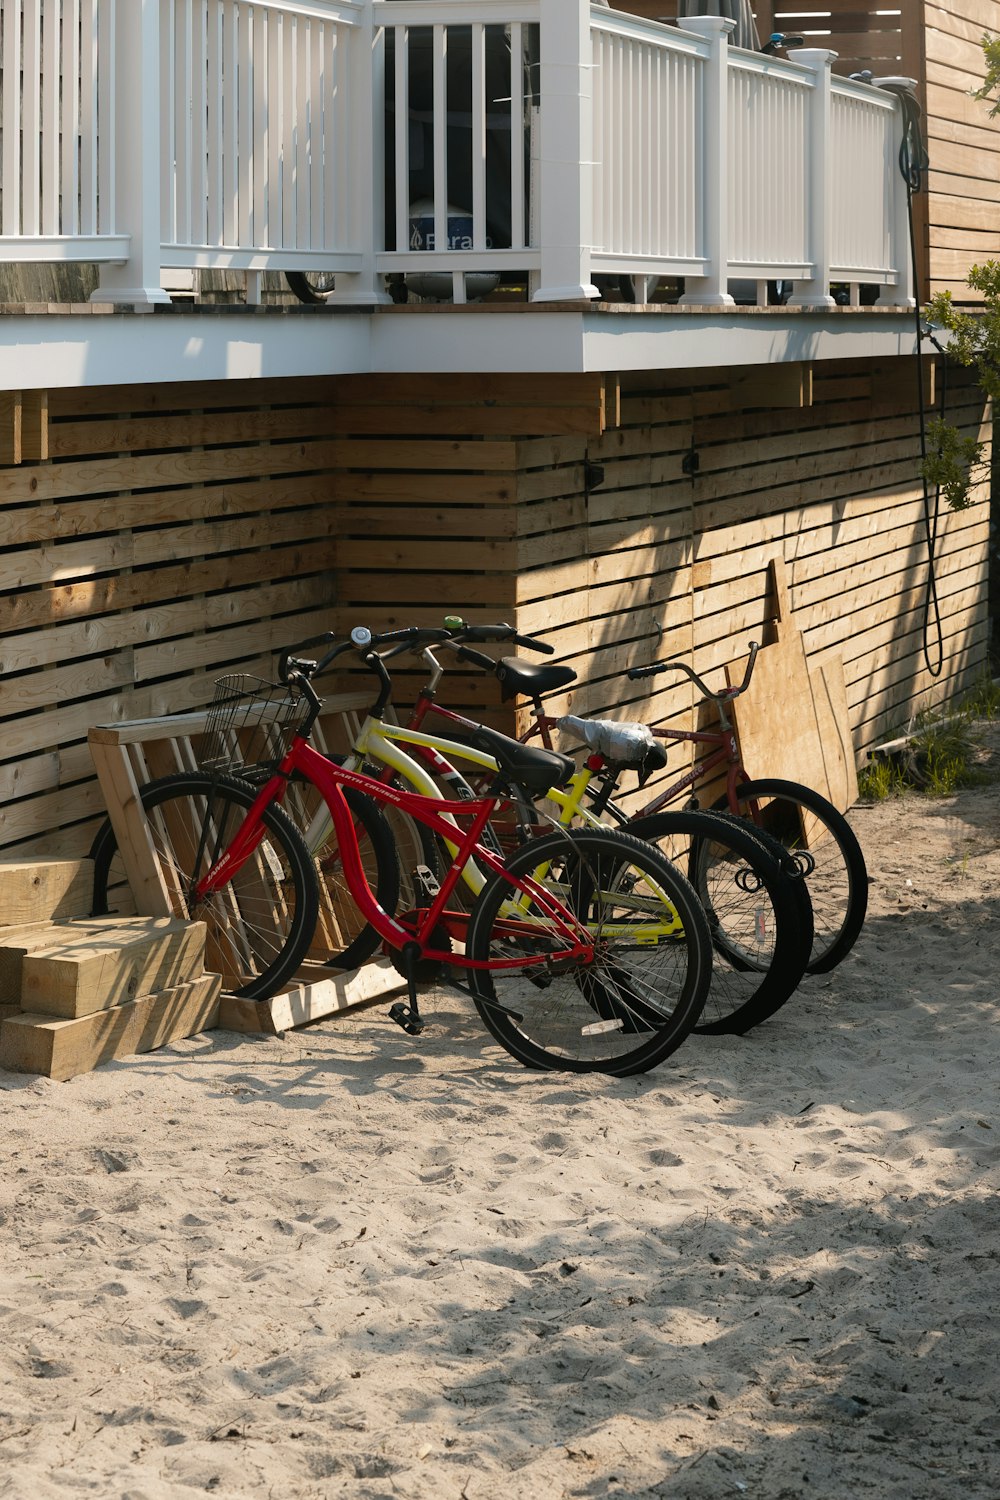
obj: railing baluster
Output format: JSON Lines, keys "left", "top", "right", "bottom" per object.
{"left": 789, "top": 48, "right": 836, "bottom": 309}
{"left": 60, "top": 0, "right": 80, "bottom": 236}
{"left": 79, "top": 0, "right": 98, "bottom": 236}
{"left": 266, "top": 7, "right": 282, "bottom": 250}
{"left": 97, "top": 0, "right": 114, "bottom": 237}
{"left": 432, "top": 22, "right": 446, "bottom": 254}
{"left": 238, "top": 1, "right": 254, "bottom": 249}
{"left": 394, "top": 20, "right": 408, "bottom": 251}
{"left": 678, "top": 13, "right": 732, "bottom": 307}
{"left": 93, "top": 0, "right": 169, "bottom": 304}
{"left": 223, "top": 0, "right": 238, "bottom": 248}
{"left": 21, "top": 0, "right": 41, "bottom": 236}
{"left": 206, "top": 0, "right": 224, "bottom": 249}
{"left": 509, "top": 20, "right": 524, "bottom": 250}
{"left": 2, "top": 1, "right": 18, "bottom": 234}
{"left": 471, "top": 21, "right": 485, "bottom": 252}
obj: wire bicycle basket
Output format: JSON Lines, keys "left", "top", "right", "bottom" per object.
{"left": 199, "top": 675, "right": 308, "bottom": 777}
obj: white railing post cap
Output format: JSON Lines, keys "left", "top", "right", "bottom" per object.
{"left": 675, "top": 15, "right": 735, "bottom": 40}
{"left": 872, "top": 76, "right": 919, "bottom": 94}
{"left": 793, "top": 48, "right": 838, "bottom": 70}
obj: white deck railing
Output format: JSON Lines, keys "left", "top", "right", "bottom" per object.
{"left": 0, "top": 0, "right": 913, "bottom": 308}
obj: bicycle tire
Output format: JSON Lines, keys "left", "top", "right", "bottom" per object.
{"left": 716, "top": 778, "right": 868, "bottom": 973}
{"left": 284, "top": 270, "right": 336, "bottom": 304}
{"left": 465, "top": 827, "right": 713, "bottom": 1075}
{"left": 705, "top": 811, "right": 815, "bottom": 973}
{"left": 629, "top": 809, "right": 812, "bottom": 1035}
{"left": 88, "top": 772, "right": 319, "bottom": 1001}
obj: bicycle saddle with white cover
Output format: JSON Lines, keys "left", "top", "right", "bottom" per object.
{"left": 557, "top": 715, "right": 667, "bottom": 774}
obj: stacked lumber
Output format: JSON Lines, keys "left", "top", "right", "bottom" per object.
{"left": 0, "top": 858, "right": 221, "bottom": 1082}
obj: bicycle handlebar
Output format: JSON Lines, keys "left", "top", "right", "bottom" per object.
{"left": 627, "top": 641, "right": 759, "bottom": 702}
{"left": 452, "top": 644, "right": 499, "bottom": 672}
{"left": 443, "top": 617, "right": 554, "bottom": 654}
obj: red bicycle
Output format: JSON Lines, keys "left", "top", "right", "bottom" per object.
{"left": 89, "top": 627, "right": 716, "bottom": 1076}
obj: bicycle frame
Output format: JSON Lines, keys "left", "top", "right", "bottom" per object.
{"left": 192, "top": 731, "right": 598, "bottom": 974}
{"left": 529, "top": 712, "right": 747, "bottom": 820}
{"left": 307, "top": 697, "right": 614, "bottom": 906}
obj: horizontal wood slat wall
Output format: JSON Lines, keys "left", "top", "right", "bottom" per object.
{"left": 923, "top": 0, "right": 1000, "bottom": 302}
{"left": 326, "top": 374, "right": 607, "bottom": 725}
{"left": 507, "top": 359, "right": 991, "bottom": 813}
{"left": 0, "top": 363, "right": 991, "bottom": 856}
{"left": 0, "top": 376, "right": 343, "bottom": 860}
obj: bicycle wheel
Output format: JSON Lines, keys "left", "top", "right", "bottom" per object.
{"left": 282, "top": 774, "right": 401, "bottom": 971}
{"left": 88, "top": 772, "right": 319, "bottom": 1001}
{"left": 629, "top": 810, "right": 812, "bottom": 1035}
{"left": 284, "top": 271, "right": 336, "bottom": 304}
{"left": 465, "top": 827, "right": 713, "bottom": 1074}
{"left": 716, "top": 779, "right": 868, "bottom": 974}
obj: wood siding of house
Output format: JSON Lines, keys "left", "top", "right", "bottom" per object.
{"left": 509, "top": 363, "right": 990, "bottom": 801}
{"left": 0, "top": 377, "right": 342, "bottom": 859}
{"left": 0, "top": 365, "right": 989, "bottom": 856}
{"left": 302, "top": 364, "right": 991, "bottom": 790}
{"left": 923, "top": 0, "right": 1000, "bottom": 301}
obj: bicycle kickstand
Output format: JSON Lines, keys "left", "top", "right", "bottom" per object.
{"left": 389, "top": 941, "right": 425, "bottom": 1036}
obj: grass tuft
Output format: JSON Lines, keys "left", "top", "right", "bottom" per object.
{"left": 860, "top": 673, "right": 1000, "bottom": 800}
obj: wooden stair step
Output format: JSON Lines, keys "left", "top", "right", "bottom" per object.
{"left": 19, "top": 918, "right": 207, "bottom": 1019}
{"left": 0, "top": 919, "right": 124, "bottom": 1007}
{"left": 0, "top": 974, "right": 223, "bottom": 1081}
{"left": 0, "top": 858, "right": 94, "bottom": 925}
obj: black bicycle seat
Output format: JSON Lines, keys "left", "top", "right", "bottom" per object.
{"left": 495, "top": 656, "right": 578, "bottom": 701}
{"left": 470, "top": 725, "right": 576, "bottom": 795}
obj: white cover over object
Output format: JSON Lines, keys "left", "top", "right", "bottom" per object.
{"left": 557, "top": 716, "right": 658, "bottom": 762}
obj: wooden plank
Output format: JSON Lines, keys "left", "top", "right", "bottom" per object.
{"left": 20, "top": 392, "right": 49, "bottom": 462}
{"left": 0, "top": 574, "right": 333, "bottom": 677}
{"left": 88, "top": 737, "right": 174, "bottom": 918}
{"left": 330, "top": 472, "right": 517, "bottom": 505}
{"left": 328, "top": 404, "right": 604, "bottom": 438}
{"left": 0, "top": 922, "right": 110, "bottom": 1006}
{"left": 216, "top": 957, "right": 406, "bottom": 1034}
{"left": 2, "top": 548, "right": 332, "bottom": 637}
{"left": 328, "top": 373, "right": 606, "bottom": 409}
{"left": 48, "top": 403, "right": 340, "bottom": 460}
{"left": 0, "top": 437, "right": 344, "bottom": 506}
{"left": 0, "top": 391, "right": 23, "bottom": 464}
{"left": 0, "top": 973, "right": 223, "bottom": 1081}
{"left": 0, "top": 859, "right": 95, "bottom": 924}
{"left": 20, "top": 918, "right": 207, "bottom": 1020}
{"left": 0, "top": 472, "right": 339, "bottom": 549}
{"left": 46, "top": 374, "right": 337, "bottom": 419}
{"left": 726, "top": 632, "right": 854, "bottom": 839}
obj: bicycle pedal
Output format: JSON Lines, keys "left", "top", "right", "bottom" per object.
{"left": 414, "top": 863, "right": 441, "bottom": 898}
{"left": 388, "top": 1001, "right": 425, "bottom": 1036}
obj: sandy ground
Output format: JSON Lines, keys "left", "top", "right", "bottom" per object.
{"left": 2, "top": 728, "right": 1000, "bottom": 1499}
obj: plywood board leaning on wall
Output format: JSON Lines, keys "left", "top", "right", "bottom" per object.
{"left": 725, "top": 560, "right": 860, "bottom": 843}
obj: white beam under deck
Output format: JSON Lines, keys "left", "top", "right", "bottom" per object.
{"left": 0, "top": 306, "right": 919, "bottom": 393}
